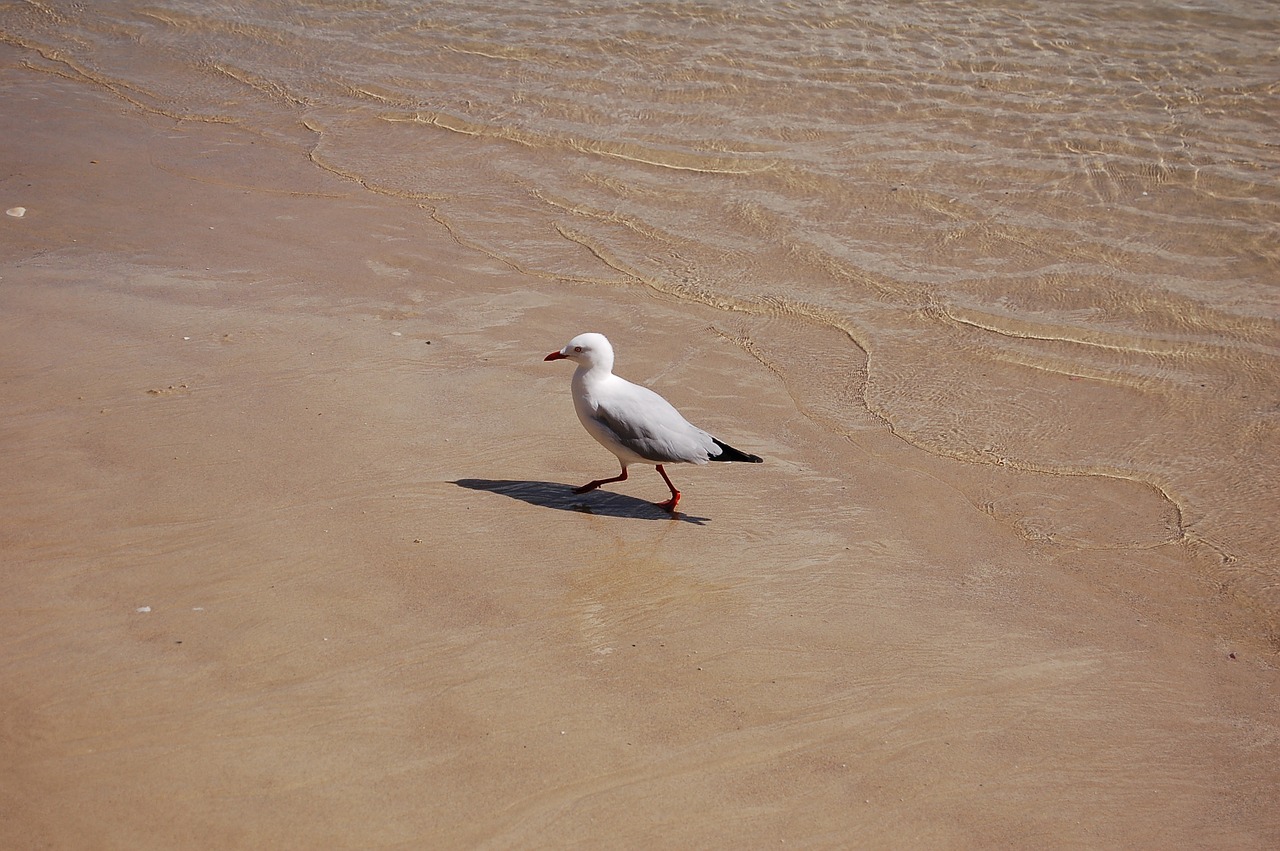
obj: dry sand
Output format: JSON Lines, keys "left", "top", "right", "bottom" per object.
{"left": 2, "top": 53, "right": 1277, "bottom": 848}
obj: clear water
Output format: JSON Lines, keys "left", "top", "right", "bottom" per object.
{"left": 6, "top": 0, "right": 1277, "bottom": 617}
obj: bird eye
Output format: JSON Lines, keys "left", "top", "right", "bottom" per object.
{"left": 574, "top": 346, "right": 583, "bottom": 352}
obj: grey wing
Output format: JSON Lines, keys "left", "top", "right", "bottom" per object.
{"left": 592, "top": 391, "right": 715, "bottom": 464}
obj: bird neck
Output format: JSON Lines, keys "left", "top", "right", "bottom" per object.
{"left": 572, "top": 361, "right": 613, "bottom": 390}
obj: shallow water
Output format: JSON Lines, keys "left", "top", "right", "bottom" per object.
{"left": 5, "top": 0, "right": 1277, "bottom": 618}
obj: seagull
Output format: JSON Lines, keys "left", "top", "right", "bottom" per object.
{"left": 544, "top": 332, "right": 763, "bottom": 511}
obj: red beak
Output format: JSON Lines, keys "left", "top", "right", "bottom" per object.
{"left": 544, "top": 351, "right": 566, "bottom": 361}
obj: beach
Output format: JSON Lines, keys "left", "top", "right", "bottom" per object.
{"left": 2, "top": 3, "right": 1278, "bottom": 847}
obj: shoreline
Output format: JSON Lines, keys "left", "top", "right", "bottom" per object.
{"left": 2, "top": 51, "right": 1277, "bottom": 848}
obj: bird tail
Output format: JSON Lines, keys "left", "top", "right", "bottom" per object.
{"left": 710, "top": 438, "right": 763, "bottom": 463}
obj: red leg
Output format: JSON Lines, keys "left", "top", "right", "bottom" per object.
{"left": 574, "top": 464, "right": 628, "bottom": 494}
{"left": 655, "top": 464, "right": 681, "bottom": 512}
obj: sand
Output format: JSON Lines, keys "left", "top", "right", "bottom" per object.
{"left": 2, "top": 52, "right": 1277, "bottom": 848}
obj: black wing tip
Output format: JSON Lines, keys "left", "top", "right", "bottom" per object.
{"left": 711, "top": 438, "right": 764, "bottom": 463}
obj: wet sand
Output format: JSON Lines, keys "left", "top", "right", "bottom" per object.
{"left": 2, "top": 54, "right": 1277, "bottom": 848}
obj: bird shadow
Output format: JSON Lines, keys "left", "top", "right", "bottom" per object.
{"left": 452, "top": 479, "right": 711, "bottom": 525}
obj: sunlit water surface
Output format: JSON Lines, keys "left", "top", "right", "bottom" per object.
{"left": 5, "top": 0, "right": 1277, "bottom": 619}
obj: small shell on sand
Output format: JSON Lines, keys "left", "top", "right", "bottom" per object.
{"left": 6, "top": 207, "right": 26, "bottom": 218}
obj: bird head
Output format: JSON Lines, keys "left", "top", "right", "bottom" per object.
{"left": 545, "top": 333, "right": 614, "bottom": 371}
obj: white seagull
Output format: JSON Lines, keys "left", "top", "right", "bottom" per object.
{"left": 544, "top": 332, "right": 763, "bottom": 511}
